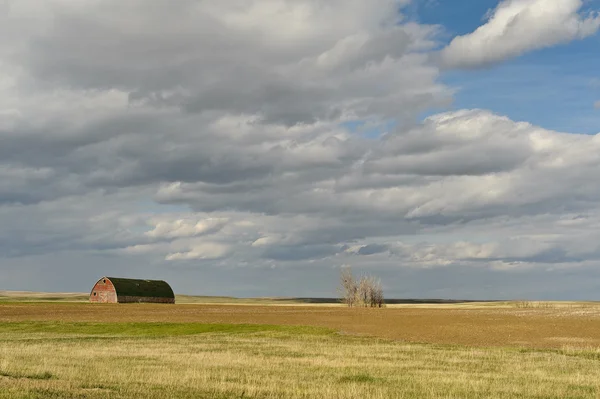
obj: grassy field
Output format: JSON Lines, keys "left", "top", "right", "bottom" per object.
{"left": 1, "top": 300, "right": 600, "bottom": 398}
{"left": 0, "top": 291, "right": 90, "bottom": 302}
{"left": 1, "top": 321, "right": 600, "bottom": 399}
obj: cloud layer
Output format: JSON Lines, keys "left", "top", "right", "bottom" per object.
{"left": 1, "top": 0, "right": 600, "bottom": 298}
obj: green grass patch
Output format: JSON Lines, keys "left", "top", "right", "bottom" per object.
{"left": 0, "top": 322, "right": 334, "bottom": 338}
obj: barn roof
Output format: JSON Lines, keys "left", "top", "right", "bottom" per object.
{"left": 106, "top": 277, "right": 175, "bottom": 299}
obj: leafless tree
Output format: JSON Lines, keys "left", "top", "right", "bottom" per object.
{"left": 368, "top": 276, "right": 385, "bottom": 308}
{"left": 339, "top": 267, "right": 384, "bottom": 308}
{"left": 357, "top": 276, "right": 371, "bottom": 307}
{"left": 339, "top": 266, "right": 358, "bottom": 307}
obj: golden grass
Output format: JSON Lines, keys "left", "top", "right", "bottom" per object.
{"left": 1, "top": 325, "right": 600, "bottom": 399}
{"left": 2, "top": 303, "right": 600, "bottom": 398}
{"left": 0, "top": 291, "right": 89, "bottom": 302}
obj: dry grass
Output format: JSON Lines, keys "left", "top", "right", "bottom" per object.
{"left": 1, "top": 323, "right": 600, "bottom": 399}
{"left": 0, "top": 291, "right": 89, "bottom": 302}
{"left": 2, "top": 302, "right": 600, "bottom": 349}
{"left": 1, "top": 303, "right": 600, "bottom": 397}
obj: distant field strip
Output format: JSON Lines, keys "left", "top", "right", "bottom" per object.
{"left": 1, "top": 303, "right": 600, "bottom": 349}
{"left": 1, "top": 321, "right": 599, "bottom": 399}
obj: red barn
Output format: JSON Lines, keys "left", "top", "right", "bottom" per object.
{"left": 89, "top": 276, "right": 175, "bottom": 304}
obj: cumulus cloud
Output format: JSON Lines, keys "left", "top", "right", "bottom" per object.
{"left": 0, "top": 0, "right": 449, "bottom": 206}
{"left": 440, "top": 0, "right": 600, "bottom": 68}
{"left": 165, "top": 243, "right": 232, "bottom": 261}
{"left": 145, "top": 218, "right": 228, "bottom": 240}
{"left": 156, "top": 109, "right": 600, "bottom": 224}
{"left": 1, "top": 0, "right": 444, "bottom": 126}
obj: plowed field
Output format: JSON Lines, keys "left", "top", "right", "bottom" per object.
{"left": 2, "top": 303, "right": 599, "bottom": 349}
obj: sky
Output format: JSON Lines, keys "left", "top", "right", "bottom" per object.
{"left": 1, "top": 0, "right": 600, "bottom": 300}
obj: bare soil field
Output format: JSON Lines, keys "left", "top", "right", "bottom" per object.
{"left": 2, "top": 302, "right": 599, "bottom": 349}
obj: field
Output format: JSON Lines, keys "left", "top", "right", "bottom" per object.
{"left": 1, "top": 297, "right": 600, "bottom": 398}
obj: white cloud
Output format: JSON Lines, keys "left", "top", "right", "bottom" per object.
{"left": 0, "top": 0, "right": 446, "bottom": 126}
{"left": 145, "top": 218, "right": 228, "bottom": 240}
{"left": 440, "top": 0, "right": 600, "bottom": 68}
{"left": 166, "top": 243, "right": 232, "bottom": 261}
{"left": 252, "top": 236, "right": 283, "bottom": 247}
{"left": 122, "top": 243, "right": 169, "bottom": 255}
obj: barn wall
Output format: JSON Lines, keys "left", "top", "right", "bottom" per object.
{"left": 90, "top": 278, "right": 118, "bottom": 303}
{"left": 117, "top": 296, "right": 175, "bottom": 304}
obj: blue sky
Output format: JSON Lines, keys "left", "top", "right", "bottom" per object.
{"left": 413, "top": 0, "right": 600, "bottom": 134}
{"left": 443, "top": 38, "right": 600, "bottom": 134}
{"left": 407, "top": 0, "right": 502, "bottom": 36}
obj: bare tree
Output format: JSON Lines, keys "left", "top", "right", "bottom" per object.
{"left": 368, "top": 276, "right": 385, "bottom": 308}
{"left": 339, "top": 267, "right": 384, "bottom": 308}
{"left": 339, "top": 266, "right": 357, "bottom": 307}
{"left": 357, "top": 276, "right": 371, "bottom": 307}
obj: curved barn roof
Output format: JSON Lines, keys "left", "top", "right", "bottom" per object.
{"left": 105, "top": 277, "right": 175, "bottom": 299}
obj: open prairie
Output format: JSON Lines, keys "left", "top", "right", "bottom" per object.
{"left": 1, "top": 301, "right": 600, "bottom": 398}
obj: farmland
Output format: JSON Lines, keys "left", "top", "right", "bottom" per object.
{"left": 1, "top": 300, "right": 600, "bottom": 398}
